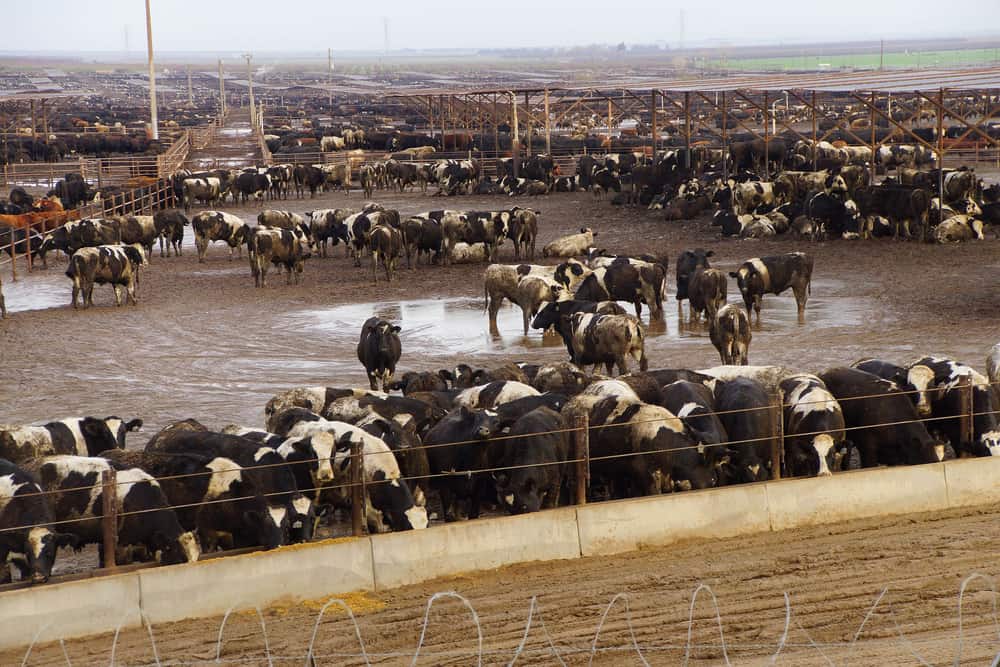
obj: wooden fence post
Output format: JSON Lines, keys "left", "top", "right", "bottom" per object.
{"left": 573, "top": 414, "right": 590, "bottom": 505}
{"left": 959, "top": 375, "right": 975, "bottom": 449}
{"left": 350, "top": 438, "right": 364, "bottom": 537}
{"left": 770, "top": 392, "right": 784, "bottom": 480}
{"left": 101, "top": 469, "right": 118, "bottom": 569}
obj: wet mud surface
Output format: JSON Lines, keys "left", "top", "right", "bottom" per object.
{"left": 4, "top": 189, "right": 1000, "bottom": 661}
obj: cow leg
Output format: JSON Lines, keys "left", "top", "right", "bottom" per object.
{"left": 371, "top": 251, "right": 379, "bottom": 284}
{"left": 127, "top": 278, "right": 138, "bottom": 305}
{"left": 112, "top": 284, "right": 123, "bottom": 307}
{"left": 793, "top": 282, "right": 808, "bottom": 324}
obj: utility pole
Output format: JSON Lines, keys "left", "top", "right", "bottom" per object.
{"left": 218, "top": 59, "right": 226, "bottom": 116}
{"left": 243, "top": 53, "right": 255, "bottom": 129}
{"left": 328, "top": 48, "right": 333, "bottom": 108}
{"left": 186, "top": 65, "right": 193, "bottom": 107}
{"left": 144, "top": 0, "right": 159, "bottom": 140}
{"left": 880, "top": 39, "right": 885, "bottom": 71}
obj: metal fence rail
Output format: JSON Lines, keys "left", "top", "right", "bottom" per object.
{"left": 0, "top": 375, "right": 989, "bottom": 586}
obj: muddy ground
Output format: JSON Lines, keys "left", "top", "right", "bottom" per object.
{"left": 2, "top": 187, "right": 1000, "bottom": 664}
{"left": 5, "top": 503, "right": 1000, "bottom": 666}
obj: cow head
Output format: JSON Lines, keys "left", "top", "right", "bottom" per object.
{"left": 905, "top": 364, "right": 935, "bottom": 417}
{"left": 554, "top": 259, "right": 590, "bottom": 290}
{"left": 244, "top": 501, "right": 289, "bottom": 550}
{"left": 494, "top": 470, "right": 544, "bottom": 515}
{"left": 675, "top": 249, "right": 712, "bottom": 300}
{"left": 102, "top": 416, "right": 143, "bottom": 449}
{"left": 787, "top": 434, "right": 839, "bottom": 477}
{"left": 25, "top": 527, "right": 78, "bottom": 584}
{"left": 366, "top": 467, "right": 428, "bottom": 531}
{"left": 288, "top": 494, "right": 316, "bottom": 543}
{"left": 155, "top": 529, "right": 201, "bottom": 566}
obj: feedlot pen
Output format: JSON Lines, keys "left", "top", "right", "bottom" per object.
{"left": 3, "top": 184, "right": 1000, "bottom": 664}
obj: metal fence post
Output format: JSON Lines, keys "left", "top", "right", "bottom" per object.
{"left": 573, "top": 414, "right": 590, "bottom": 505}
{"left": 959, "top": 375, "right": 975, "bottom": 449}
{"left": 350, "top": 439, "right": 364, "bottom": 536}
{"left": 770, "top": 392, "right": 784, "bottom": 480}
{"left": 101, "top": 469, "right": 118, "bottom": 569}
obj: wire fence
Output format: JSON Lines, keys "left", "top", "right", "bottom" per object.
{"left": 0, "top": 372, "right": 992, "bottom": 584}
{"left": 12, "top": 576, "right": 1000, "bottom": 666}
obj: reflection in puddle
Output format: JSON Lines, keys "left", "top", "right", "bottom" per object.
{"left": 3, "top": 270, "right": 68, "bottom": 313}
{"left": 298, "top": 279, "right": 869, "bottom": 359}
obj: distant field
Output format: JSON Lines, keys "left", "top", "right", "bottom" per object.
{"left": 705, "top": 47, "right": 1000, "bottom": 71}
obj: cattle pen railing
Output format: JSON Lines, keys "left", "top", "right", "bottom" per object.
{"left": 1, "top": 179, "right": 177, "bottom": 281}
{"left": 0, "top": 376, "right": 991, "bottom": 592}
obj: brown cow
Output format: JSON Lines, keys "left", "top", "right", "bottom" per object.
{"left": 368, "top": 224, "right": 402, "bottom": 283}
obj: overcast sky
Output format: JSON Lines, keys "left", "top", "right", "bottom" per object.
{"left": 6, "top": 0, "right": 998, "bottom": 54}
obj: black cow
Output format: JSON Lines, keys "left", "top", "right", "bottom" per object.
{"left": 153, "top": 210, "right": 189, "bottom": 257}
{"left": 0, "top": 416, "right": 142, "bottom": 463}
{"left": 494, "top": 407, "right": 568, "bottom": 514}
{"left": 714, "top": 378, "right": 774, "bottom": 483}
{"left": 729, "top": 252, "right": 813, "bottom": 324}
{"left": 854, "top": 184, "right": 931, "bottom": 238}
{"left": 851, "top": 358, "right": 933, "bottom": 417}
{"left": 357, "top": 317, "right": 402, "bottom": 391}
{"left": 674, "top": 248, "right": 715, "bottom": 313}
{"left": 424, "top": 407, "right": 501, "bottom": 521}
{"left": 818, "top": 367, "right": 947, "bottom": 467}
{"left": 0, "top": 459, "right": 77, "bottom": 583}
{"left": 28, "top": 456, "right": 199, "bottom": 567}
{"left": 687, "top": 264, "right": 727, "bottom": 323}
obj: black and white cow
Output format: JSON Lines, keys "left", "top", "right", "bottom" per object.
{"left": 0, "top": 458, "right": 77, "bottom": 583}
{"left": 568, "top": 392, "right": 715, "bottom": 496}
{"left": 248, "top": 225, "right": 313, "bottom": 287}
{"left": 357, "top": 317, "right": 402, "bottom": 391}
{"left": 27, "top": 455, "right": 199, "bottom": 567}
{"left": 147, "top": 430, "right": 305, "bottom": 549}
{"left": 709, "top": 304, "right": 751, "bottom": 366}
{"left": 531, "top": 299, "right": 626, "bottom": 352}
{"left": 907, "top": 356, "right": 1000, "bottom": 457}
{"left": 66, "top": 244, "right": 146, "bottom": 308}
{"left": 818, "top": 367, "right": 948, "bottom": 467}
{"left": 729, "top": 252, "right": 814, "bottom": 324}
{"left": 851, "top": 358, "right": 933, "bottom": 417}
{"left": 286, "top": 418, "right": 428, "bottom": 532}
{"left": 454, "top": 380, "right": 540, "bottom": 409}
{"left": 575, "top": 256, "right": 665, "bottom": 318}
{"left": 0, "top": 416, "right": 142, "bottom": 463}
{"left": 192, "top": 211, "right": 250, "bottom": 263}
{"left": 779, "top": 375, "right": 847, "bottom": 477}
{"left": 660, "top": 380, "right": 729, "bottom": 455}
{"left": 713, "top": 378, "right": 774, "bottom": 483}
{"left": 307, "top": 208, "right": 354, "bottom": 257}
{"left": 494, "top": 407, "right": 568, "bottom": 514}
{"left": 568, "top": 312, "right": 648, "bottom": 375}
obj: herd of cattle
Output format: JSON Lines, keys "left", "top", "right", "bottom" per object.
{"left": 3, "top": 334, "right": 1000, "bottom": 584}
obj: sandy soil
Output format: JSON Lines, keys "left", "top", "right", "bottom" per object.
{"left": 5, "top": 503, "right": 1000, "bottom": 666}
{"left": 3, "top": 187, "right": 1000, "bottom": 664}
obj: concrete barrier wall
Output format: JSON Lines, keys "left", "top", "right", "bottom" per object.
{"left": 2, "top": 460, "right": 998, "bottom": 651}
{"left": 139, "top": 537, "right": 375, "bottom": 625}
{"left": 0, "top": 573, "right": 141, "bottom": 651}
{"left": 576, "top": 484, "right": 771, "bottom": 557}
{"left": 371, "top": 506, "right": 581, "bottom": 590}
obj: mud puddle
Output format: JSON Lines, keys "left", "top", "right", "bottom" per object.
{"left": 3, "top": 270, "right": 69, "bottom": 313}
{"left": 296, "top": 277, "right": 876, "bottom": 363}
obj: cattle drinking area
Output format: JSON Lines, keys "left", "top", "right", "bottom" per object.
{"left": 3, "top": 63, "right": 1000, "bottom": 663}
